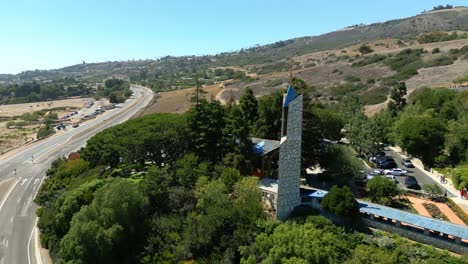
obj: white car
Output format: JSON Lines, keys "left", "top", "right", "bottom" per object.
{"left": 385, "top": 174, "right": 397, "bottom": 182}
{"left": 384, "top": 168, "right": 408, "bottom": 176}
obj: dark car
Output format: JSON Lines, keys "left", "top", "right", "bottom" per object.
{"left": 379, "top": 160, "right": 397, "bottom": 169}
{"left": 405, "top": 176, "right": 419, "bottom": 189}
{"left": 374, "top": 156, "right": 394, "bottom": 165}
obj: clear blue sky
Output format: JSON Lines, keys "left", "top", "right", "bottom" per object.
{"left": 0, "top": 0, "right": 465, "bottom": 74}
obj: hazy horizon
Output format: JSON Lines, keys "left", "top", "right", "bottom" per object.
{"left": 0, "top": 0, "right": 465, "bottom": 74}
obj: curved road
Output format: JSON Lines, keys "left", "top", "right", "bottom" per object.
{"left": 0, "top": 85, "right": 153, "bottom": 264}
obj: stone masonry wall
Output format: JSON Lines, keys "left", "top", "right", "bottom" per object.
{"left": 277, "top": 95, "right": 303, "bottom": 221}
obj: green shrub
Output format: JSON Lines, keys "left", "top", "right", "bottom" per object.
{"left": 366, "top": 176, "right": 399, "bottom": 205}
{"left": 37, "top": 127, "right": 55, "bottom": 139}
{"left": 417, "top": 31, "right": 467, "bottom": 44}
{"left": 360, "top": 87, "right": 388, "bottom": 105}
{"left": 423, "top": 183, "right": 444, "bottom": 197}
{"left": 265, "top": 79, "right": 283, "bottom": 87}
{"left": 431, "top": 48, "right": 440, "bottom": 54}
{"left": 385, "top": 49, "right": 425, "bottom": 72}
{"left": 344, "top": 75, "right": 361, "bottom": 82}
{"left": 352, "top": 54, "right": 386, "bottom": 67}
{"left": 424, "top": 55, "right": 456, "bottom": 68}
{"left": 359, "top": 44, "right": 374, "bottom": 54}
{"left": 322, "top": 186, "right": 359, "bottom": 217}
{"left": 454, "top": 75, "right": 468, "bottom": 84}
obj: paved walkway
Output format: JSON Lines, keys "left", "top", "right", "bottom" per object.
{"left": 405, "top": 195, "right": 465, "bottom": 226}
{"left": 389, "top": 146, "right": 468, "bottom": 214}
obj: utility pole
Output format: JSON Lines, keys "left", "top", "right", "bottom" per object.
{"left": 289, "top": 59, "right": 293, "bottom": 85}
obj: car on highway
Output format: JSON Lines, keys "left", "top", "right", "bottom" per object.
{"left": 384, "top": 168, "right": 408, "bottom": 176}
{"left": 72, "top": 123, "right": 79, "bottom": 128}
{"left": 401, "top": 158, "right": 414, "bottom": 168}
{"left": 405, "top": 176, "right": 419, "bottom": 189}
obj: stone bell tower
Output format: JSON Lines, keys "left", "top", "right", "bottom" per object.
{"left": 276, "top": 85, "right": 303, "bottom": 221}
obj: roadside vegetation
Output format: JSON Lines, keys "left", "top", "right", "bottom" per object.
{"left": 0, "top": 78, "right": 93, "bottom": 104}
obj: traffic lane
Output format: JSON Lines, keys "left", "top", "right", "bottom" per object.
{"left": 385, "top": 150, "right": 447, "bottom": 194}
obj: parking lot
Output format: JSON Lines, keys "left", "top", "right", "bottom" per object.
{"left": 368, "top": 149, "right": 448, "bottom": 196}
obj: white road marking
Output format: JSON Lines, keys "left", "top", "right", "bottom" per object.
{"left": 27, "top": 225, "right": 34, "bottom": 264}
{"left": 33, "top": 178, "right": 39, "bottom": 185}
{"left": 5, "top": 240, "right": 7, "bottom": 248}
{"left": 33, "top": 177, "right": 45, "bottom": 200}
{"left": 35, "top": 222, "right": 43, "bottom": 264}
{"left": 21, "top": 179, "right": 28, "bottom": 186}
{"left": 0, "top": 177, "right": 13, "bottom": 186}
{"left": 0, "top": 178, "right": 20, "bottom": 212}
{"left": 10, "top": 216, "right": 13, "bottom": 223}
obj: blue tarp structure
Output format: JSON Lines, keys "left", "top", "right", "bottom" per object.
{"left": 251, "top": 137, "right": 281, "bottom": 155}
{"left": 283, "top": 86, "right": 298, "bottom": 108}
{"left": 253, "top": 140, "right": 265, "bottom": 155}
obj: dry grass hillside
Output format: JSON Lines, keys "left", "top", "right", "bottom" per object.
{"left": 139, "top": 35, "right": 468, "bottom": 116}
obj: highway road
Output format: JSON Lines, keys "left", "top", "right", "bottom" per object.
{"left": 0, "top": 85, "right": 153, "bottom": 264}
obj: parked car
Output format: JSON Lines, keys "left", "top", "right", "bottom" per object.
{"left": 374, "top": 156, "right": 395, "bottom": 166}
{"left": 72, "top": 123, "right": 79, "bottom": 128}
{"left": 366, "top": 172, "right": 380, "bottom": 181}
{"left": 379, "top": 161, "right": 397, "bottom": 169}
{"left": 405, "top": 176, "right": 419, "bottom": 189}
{"left": 369, "top": 152, "right": 386, "bottom": 162}
{"left": 384, "top": 168, "right": 408, "bottom": 176}
{"left": 401, "top": 159, "right": 414, "bottom": 168}
{"left": 386, "top": 174, "right": 397, "bottom": 182}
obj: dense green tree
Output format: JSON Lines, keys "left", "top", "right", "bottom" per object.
{"left": 411, "top": 88, "right": 456, "bottom": 115}
{"left": 140, "top": 214, "right": 184, "bottom": 264}
{"left": 37, "top": 179, "right": 105, "bottom": 257}
{"left": 393, "top": 115, "right": 446, "bottom": 166}
{"left": 188, "top": 99, "right": 225, "bottom": 162}
{"left": 313, "top": 106, "right": 343, "bottom": 141}
{"left": 240, "top": 216, "right": 356, "bottom": 264}
{"left": 82, "top": 113, "right": 188, "bottom": 168}
{"left": 321, "top": 186, "right": 359, "bottom": 217}
{"left": 174, "top": 153, "right": 210, "bottom": 188}
{"left": 239, "top": 87, "right": 258, "bottom": 128}
{"left": 181, "top": 176, "right": 263, "bottom": 262}
{"left": 444, "top": 120, "right": 468, "bottom": 164}
{"left": 254, "top": 90, "right": 283, "bottom": 139}
{"left": 345, "top": 244, "right": 403, "bottom": 264}
{"left": 223, "top": 105, "right": 253, "bottom": 173}
{"left": 219, "top": 167, "right": 242, "bottom": 192}
{"left": 141, "top": 166, "right": 173, "bottom": 214}
{"left": 388, "top": 82, "right": 407, "bottom": 116}
{"left": 366, "top": 177, "right": 399, "bottom": 205}
{"left": 319, "top": 145, "right": 363, "bottom": 185}
{"left": 58, "top": 179, "right": 146, "bottom": 263}
{"left": 359, "top": 44, "right": 374, "bottom": 54}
